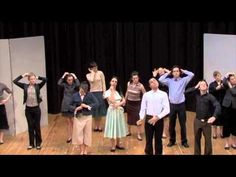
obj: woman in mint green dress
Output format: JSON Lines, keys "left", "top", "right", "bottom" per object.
{"left": 104, "top": 76, "right": 127, "bottom": 152}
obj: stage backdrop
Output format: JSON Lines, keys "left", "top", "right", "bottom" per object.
{"left": 0, "top": 36, "right": 48, "bottom": 135}
{"left": 204, "top": 33, "right": 236, "bottom": 84}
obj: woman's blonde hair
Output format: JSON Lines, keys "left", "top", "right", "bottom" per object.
{"left": 28, "top": 72, "right": 36, "bottom": 80}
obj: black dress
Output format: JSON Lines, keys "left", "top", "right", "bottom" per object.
{"left": 0, "top": 82, "right": 12, "bottom": 130}
{"left": 0, "top": 105, "right": 9, "bottom": 129}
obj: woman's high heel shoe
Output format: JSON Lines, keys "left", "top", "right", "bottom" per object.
{"left": 66, "top": 138, "right": 72, "bottom": 143}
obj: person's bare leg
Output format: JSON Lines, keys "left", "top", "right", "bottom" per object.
{"left": 212, "top": 125, "right": 217, "bottom": 138}
{"left": 97, "top": 117, "right": 103, "bottom": 131}
{"left": 0, "top": 131, "right": 4, "bottom": 143}
{"left": 80, "top": 144, "right": 84, "bottom": 155}
{"left": 137, "top": 125, "right": 142, "bottom": 140}
{"left": 83, "top": 144, "right": 88, "bottom": 155}
{"left": 66, "top": 118, "right": 73, "bottom": 142}
{"left": 69, "top": 118, "right": 73, "bottom": 138}
{"left": 110, "top": 139, "right": 116, "bottom": 151}
{"left": 219, "top": 126, "right": 223, "bottom": 138}
{"left": 224, "top": 137, "right": 230, "bottom": 149}
{"left": 128, "top": 125, "right": 131, "bottom": 134}
{"left": 94, "top": 118, "right": 100, "bottom": 130}
{"left": 231, "top": 136, "right": 236, "bottom": 148}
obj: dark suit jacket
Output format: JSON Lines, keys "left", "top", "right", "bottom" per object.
{"left": 13, "top": 75, "right": 47, "bottom": 104}
{"left": 222, "top": 77, "right": 236, "bottom": 109}
{"left": 209, "top": 80, "right": 226, "bottom": 104}
{"left": 69, "top": 92, "right": 99, "bottom": 116}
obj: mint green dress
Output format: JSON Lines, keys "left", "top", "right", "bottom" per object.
{"left": 104, "top": 89, "right": 127, "bottom": 139}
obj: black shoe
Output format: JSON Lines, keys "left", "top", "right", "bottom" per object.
{"left": 0, "top": 142, "right": 4, "bottom": 145}
{"left": 116, "top": 145, "right": 125, "bottom": 150}
{"left": 66, "top": 138, "right": 72, "bottom": 143}
{"left": 167, "top": 142, "right": 176, "bottom": 147}
{"left": 93, "top": 128, "right": 99, "bottom": 132}
{"left": 182, "top": 142, "right": 189, "bottom": 148}
{"left": 224, "top": 146, "right": 230, "bottom": 150}
{"left": 231, "top": 145, "right": 236, "bottom": 149}
{"left": 213, "top": 135, "right": 217, "bottom": 139}
{"left": 98, "top": 128, "right": 103, "bottom": 132}
{"left": 110, "top": 147, "right": 116, "bottom": 152}
{"left": 126, "top": 133, "right": 131, "bottom": 136}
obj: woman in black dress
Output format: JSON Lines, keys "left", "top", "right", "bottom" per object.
{"left": 0, "top": 82, "right": 12, "bottom": 144}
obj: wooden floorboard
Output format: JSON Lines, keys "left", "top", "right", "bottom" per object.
{"left": 0, "top": 111, "right": 235, "bottom": 155}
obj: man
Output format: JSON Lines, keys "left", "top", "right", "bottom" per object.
{"left": 185, "top": 80, "right": 221, "bottom": 155}
{"left": 137, "top": 78, "right": 170, "bottom": 155}
{"left": 159, "top": 66, "right": 194, "bottom": 148}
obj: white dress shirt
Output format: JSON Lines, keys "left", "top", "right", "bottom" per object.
{"left": 139, "top": 89, "right": 170, "bottom": 120}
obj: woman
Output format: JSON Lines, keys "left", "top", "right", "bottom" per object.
{"left": 58, "top": 72, "right": 80, "bottom": 143}
{"left": 0, "top": 82, "right": 12, "bottom": 144}
{"left": 86, "top": 61, "right": 106, "bottom": 132}
{"left": 222, "top": 72, "right": 236, "bottom": 149}
{"left": 13, "top": 72, "right": 47, "bottom": 150}
{"left": 69, "top": 81, "right": 98, "bottom": 155}
{"left": 209, "top": 71, "right": 225, "bottom": 139}
{"left": 125, "top": 71, "right": 146, "bottom": 141}
{"left": 104, "top": 76, "right": 127, "bottom": 152}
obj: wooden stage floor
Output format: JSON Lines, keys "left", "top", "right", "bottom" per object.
{"left": 1, "top": 111, "right": 235, "bottom": 155}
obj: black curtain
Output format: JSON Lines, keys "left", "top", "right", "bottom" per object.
{"left": 1, "top": 21, "right": 236, "bottom": 113}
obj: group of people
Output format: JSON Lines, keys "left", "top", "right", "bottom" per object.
{"left": 1, "top": 61, "right": 236, "bottom": 155}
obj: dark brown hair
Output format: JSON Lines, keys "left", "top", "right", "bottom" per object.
{"left": 88, "top": 61, "right": 98, "bottom": 69}
{"left": 80, "top": 81, "right": 89, "bottom": 93}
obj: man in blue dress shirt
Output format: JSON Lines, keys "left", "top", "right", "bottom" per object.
{"left": 159, "top": 65, "right": 194, "bottom": 148}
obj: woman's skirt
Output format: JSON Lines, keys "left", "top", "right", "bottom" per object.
{"left": 104, "top": 107, "right": 127, "bottom": 139}
{"left": 126, "top": 100, "right": 141, "bottom": 125}
{"left": 91, "top": 91, "right": 107, "bottom": 118}
{"left": 0, "top": 105, "right": 9, "bottom": 130}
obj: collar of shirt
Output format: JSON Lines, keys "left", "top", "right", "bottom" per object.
{"left": 173, "top": 77, "right": 181, "bottom": 81}
{"left": 150, "top": 89, "right": 159, "bottom": 94}
{"left": 200, "top": 92, "right": 208, "bottom": 96}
